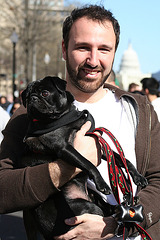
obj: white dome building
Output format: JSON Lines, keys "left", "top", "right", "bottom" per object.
{"left": 116, "top": 43, "right": 151, "bottom": 91}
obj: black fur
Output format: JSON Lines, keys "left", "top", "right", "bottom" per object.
{"left": 19, "top": 76, "right": 112, "bottom": 240}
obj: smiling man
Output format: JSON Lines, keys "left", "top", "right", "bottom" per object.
{"left": 0, "top": 5, "right": 159, "bottom": 240}
{"left": 63, "top": 18, "right": 115, "bottom": 96}
{"left": 56, "top": 5, "right": 160, "bottom": 240}
{"left": 62, "top": 15, "right": 117, "bottom": 103}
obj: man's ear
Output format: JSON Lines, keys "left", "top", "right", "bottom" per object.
{"left": 62, "top": 40, "right": 67, "bottom": 61}
{"left": 145, "top": 88, "right": 149, "bottom": 95}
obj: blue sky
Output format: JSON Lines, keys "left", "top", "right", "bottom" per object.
{"left": 72, "top": 0, "right": 160, "bottom": 74}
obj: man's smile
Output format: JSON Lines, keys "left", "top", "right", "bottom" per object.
{"left": 81, "top": 67, "right": 102, "bottom": 79}
{"left": 84, "top": 69, "right": 100, "bottom": 75}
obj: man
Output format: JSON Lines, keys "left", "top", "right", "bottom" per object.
{"left": 141, "top": 77, "right": 160, "bottom": 121}
{"left": 128, "top": 83, "right": 142, "bottom": 93}
{"left": 0, "top": 5, "right": 159, "bottom": 240}
{"left": 0, "top": 96, "right": 10, "bottom": 111}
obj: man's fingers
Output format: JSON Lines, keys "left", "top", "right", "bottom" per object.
{"left": 79, "top": 121, "right": 91, "bottom": 135}
{"left": 64, "top": 215, "right": 86, "bottom": 225}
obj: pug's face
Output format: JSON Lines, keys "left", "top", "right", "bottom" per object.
{"left": 22, "top": 76, "right": 74, "bottom": 121}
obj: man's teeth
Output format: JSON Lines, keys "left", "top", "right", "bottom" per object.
{"left": 85, "top": 70, "right": 98, "bottom": 75}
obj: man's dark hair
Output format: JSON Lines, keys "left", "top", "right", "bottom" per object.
{"left": 141, "top": 77, "right": 159, "bottom": 95}
{"left": 63, "top": 5, "right": 120, "bottom": 51}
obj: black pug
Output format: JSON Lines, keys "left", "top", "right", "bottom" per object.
{"left": 19, "top": 76, "right": 147, "bottom": 240}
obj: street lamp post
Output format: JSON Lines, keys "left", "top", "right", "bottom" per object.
{"left": 10, "top": 31, "right": 18, "bottom": 100}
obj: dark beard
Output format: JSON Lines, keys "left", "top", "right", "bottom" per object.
{"left": 66, "top": 55, "right": 112, "bottom": 93}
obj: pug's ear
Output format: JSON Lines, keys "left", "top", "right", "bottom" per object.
{"left": 51, "top": 77, "right": 74, "bottom": 102}
{"left": 51, "top": 76, "right": 67, "bottom": 93}
{"left": 21, "top": 81, "right": 36, "bottom": 108}
{"left": 66, "top": 91, "right": 74, "bottom": 103}
{"left": 21, "top": 89, "right": 27, "bottom": 107}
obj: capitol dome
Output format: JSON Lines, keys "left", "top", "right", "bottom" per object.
{"left": 119, "top": 43, "right": 141, "bottom": 74}
{"left": 116, "top": 43, "right": 151, "bottom": 91}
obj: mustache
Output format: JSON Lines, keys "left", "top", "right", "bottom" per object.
{"left": 79, "top": 63, "right": 103, "bottom": 71}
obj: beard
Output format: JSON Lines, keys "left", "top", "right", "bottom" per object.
{"left": 66, "top": 54, "right": 112, "bottom": 93}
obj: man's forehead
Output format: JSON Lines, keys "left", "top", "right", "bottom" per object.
{"left": 70, "top": 17, "right": 114, "bottom": 37}
{"left": 68, "top": 17, "right": 116, "bottom": 48}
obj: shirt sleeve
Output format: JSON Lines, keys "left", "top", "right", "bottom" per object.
{"left": 0, "top": 105, "right": 58, "bottom": 213}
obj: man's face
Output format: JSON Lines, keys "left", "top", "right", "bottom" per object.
{"left": 62, "top": 17, "right": 116, "bottom": 93}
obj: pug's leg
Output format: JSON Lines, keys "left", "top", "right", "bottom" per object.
{"left": 113, "top": 151, "right": 148, "bottom": 188}
{"left": 59, "top": 144, "right": 111, "bottom": 195}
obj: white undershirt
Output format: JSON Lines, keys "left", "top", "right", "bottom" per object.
{"left": 74, "top": 89, "right": 141, "bottom": 240}
{"left": 151, "top": 97, "right": 160, "bottom": 121}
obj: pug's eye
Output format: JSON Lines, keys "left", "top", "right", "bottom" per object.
{"left": 41, "top": 90, "right": 50, "bottom": 97}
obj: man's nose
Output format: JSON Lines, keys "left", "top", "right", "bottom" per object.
{"left": 86, "top": 50, "right": 99, "bottom": 67}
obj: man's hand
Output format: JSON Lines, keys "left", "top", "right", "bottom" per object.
{"left": 74, "top": 121, "right": 101, "bottom": 167}
{"left": 54, "top": 214, "right": 117, "bottom": 240}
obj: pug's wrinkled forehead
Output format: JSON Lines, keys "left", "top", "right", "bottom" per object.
{"left": 31, "top": 76, "right": 67, "bottom": 93}
{"left": 40, "top": 76, "right": 67, "bottom": 93}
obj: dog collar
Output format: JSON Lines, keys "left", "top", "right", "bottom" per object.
{"left": 25, "top": 108, "right": 95, "bottom": 138}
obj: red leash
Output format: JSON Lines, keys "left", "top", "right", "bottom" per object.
{"left": 87, "top": 127, "right": 152, "bottom": 240}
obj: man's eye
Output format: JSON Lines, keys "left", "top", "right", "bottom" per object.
{"left": 41, "top": 90, "right": 50, "bottom": 97}
{"left": 99, "top": 48, "right": 109, "bottom": 53}
{"left": 77, "top": 46, "right": 89, "bottom": 51}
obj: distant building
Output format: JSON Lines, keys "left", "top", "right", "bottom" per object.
{"left": 152, "top": 71, "right": 160, "bottom": 81}
{"left": 152, "top": 71, "right": 160, "bottom": 91}
{"left": 116, "top": 43, "right": 151, "bottom": 91}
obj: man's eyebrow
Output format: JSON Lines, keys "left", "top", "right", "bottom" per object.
{"left": 99, "top": 44, "right": 113, "bottom": 50}
{"left": 74, "top": 42, "right": 90, "bottom": 47}
{"left": 74, "top": 42, "right": 113, "bottom": 49}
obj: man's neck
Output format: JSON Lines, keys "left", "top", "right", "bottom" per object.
{"left": 148, "top": 94, "right": 158, "bottom": 103}
{"left": 66, "top": 82, "right": 107, "bottom": 103}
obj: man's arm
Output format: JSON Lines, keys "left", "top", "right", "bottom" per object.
{"left": 0, "top": 106, "right": 56, "bottom": 213}
{"left": 136, "top": 104, "right": 160, "bottom": 231}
